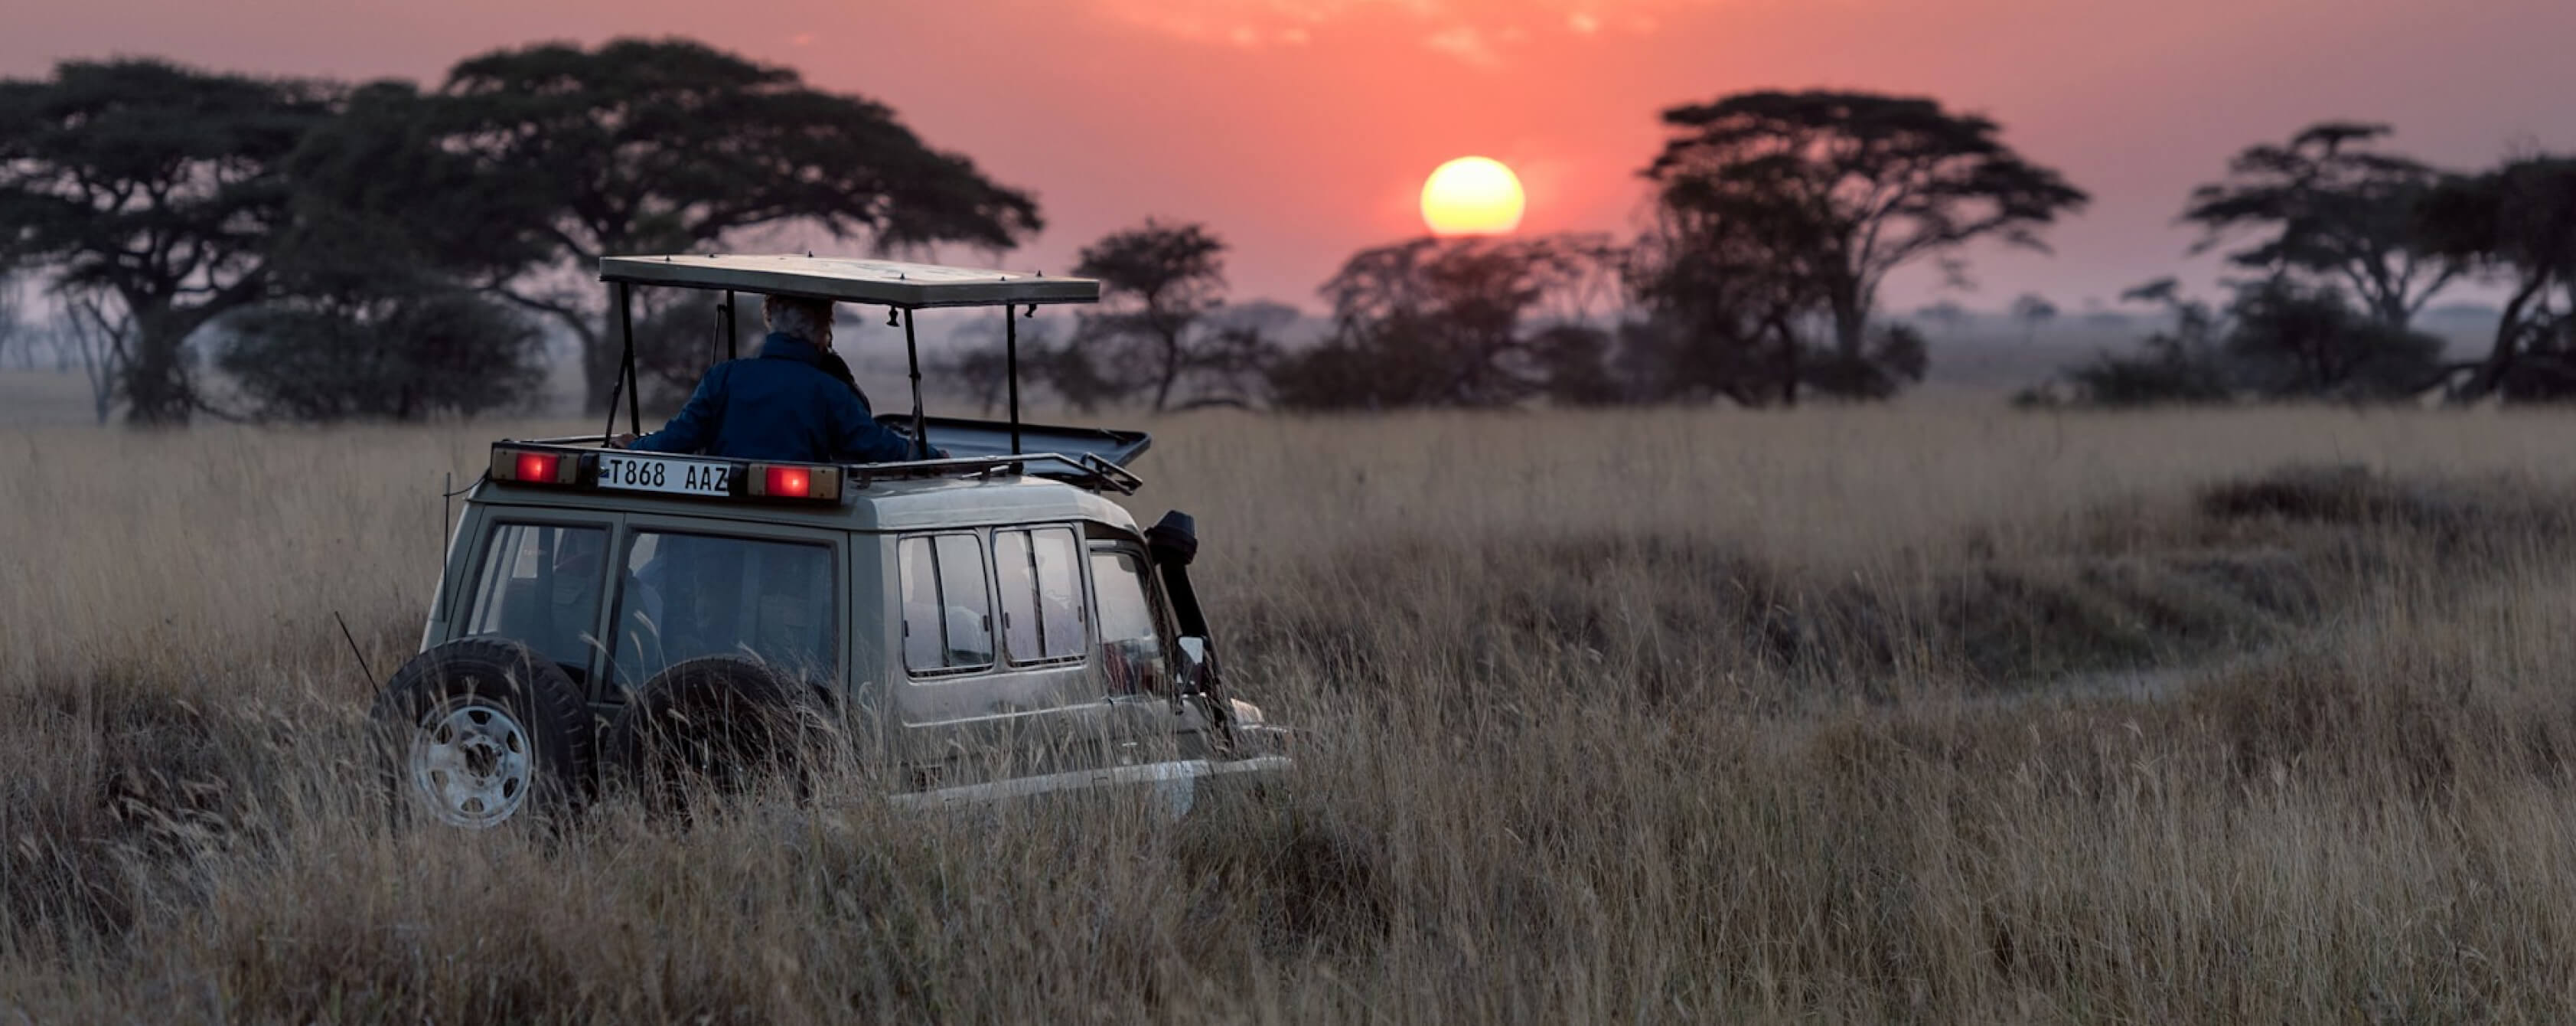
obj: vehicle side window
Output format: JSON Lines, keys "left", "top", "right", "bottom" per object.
{"left": 611, "top": 531, "right": 835, "bottom": 691}
{"left": 1089, "top": 547, "right": 1166, "bottom": 694}
{"left": 994, "top": 527, "right": 1087, "bottom": 666}
{"left": 464, "top": 523, "right": 609, "bottom": 681}
{"left": 899, "top": 534, "right": 995, "bottom": 675}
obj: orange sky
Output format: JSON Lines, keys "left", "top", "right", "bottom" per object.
{"left": 8, "top": 0, "right": 2573, "bottom": 313}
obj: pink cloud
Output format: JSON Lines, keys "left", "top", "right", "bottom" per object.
{"left": 1096, "top": 0, "right": 1705, "bottom": 50}
{"left": 1423, "top": 25, "right": 1499, "bottom": 67}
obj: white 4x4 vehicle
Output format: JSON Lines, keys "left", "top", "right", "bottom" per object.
{"left": 373, "top": 255, "right": 1288, "bottom": 829}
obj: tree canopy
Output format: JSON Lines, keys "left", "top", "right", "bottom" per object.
{"left": 0, "top": 59, "right": 328, "bottom": 423}
{"left": 1072, "top": 220, "right": 1231, "bottom": 411}
{"left": 1271, "top": 235, "right": 1606, "bottom": 410}
{"left": 1645, "top": 90, "right": 2088, "bottom": 364}
{"left": 2417, "top": 157, "right": 2576, "bottom": 397}
{"left": 2183, "top": 123, "right": 2462, "bottom": 328}
{"left": 429, "top": 38, "right": 1045, "bottom": 411}
{"left": 271, "top": 80, "right": 551, "bottom": 302}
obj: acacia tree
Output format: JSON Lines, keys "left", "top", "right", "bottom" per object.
{"left": 1915, "top": 300, "right": 1970, "bottom": 337}
{"left": 275, "top": 81, "right": 549, "bottom": 301}
{"left": 1624, "top": 150, "right": 1925, "bottom": 406}
{"left": 2183, "top": 123, "right": 2464, "bottom": 329}
{"left": 0, "top": 60, "right": 328, "bottom": 423}
{"left": 429, "top": 38, "right": 1044, "bottom": 412}
{"left": 1625, "top": 195, "right": 1821, "bottom": 404}
{"left": 192, "top": 80, "right": 561, "bottom": 423}
{"left": 2221, "top": 279, "right": 2441, "bottom": 398}
{"left": 1271, "top": 235, "right": 1603, "bottom": 410}
{"left": 1645, "top": 90, "right": 2088, "bottom": 370}
{"left": 1072, "top": 220, "right": 1230, "bottom": 411}
{"left": 2417, "top": 156, "right": 2576, "bottom": 397}
{"left": 2011, "top": 293, "right": 2059, "bottom": 344}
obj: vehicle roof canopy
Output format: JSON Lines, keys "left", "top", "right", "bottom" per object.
{"left": 598, "top": 253, "right": 1099, "bottom": 309}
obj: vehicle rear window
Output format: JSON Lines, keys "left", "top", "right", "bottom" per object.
{"left": 463, "top": 523, "right": 609, "bottom": 679}
{"left": 610, "top": 531, "right": 835, "bottom": 690}
{"left": 993, "top": 527, "right": 1086, "bottom": 665}
{"left": 900, "top": 534, "right": 995, "bottom": 675}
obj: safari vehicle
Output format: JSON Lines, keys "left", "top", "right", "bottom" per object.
{"left": 371, "top": 254, "right": 1289, "bottom": 829}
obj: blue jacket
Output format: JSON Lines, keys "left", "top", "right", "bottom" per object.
{"left": 630, "top": 333, "right": 918, "bottom": 464}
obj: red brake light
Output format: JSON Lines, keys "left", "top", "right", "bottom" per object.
{"left": 516, "top": 452, "right": 559, "bottom": 483}
{"left": 745, "top": 462, "right": 839, "bottom": 501}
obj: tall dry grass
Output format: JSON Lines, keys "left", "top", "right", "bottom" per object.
{"left": 10, "top": 405, "right": 2576, "bottom": 1021}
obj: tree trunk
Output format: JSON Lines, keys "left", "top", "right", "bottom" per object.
{"left": 2466, "top": 275, "right": 2548, "bottom": 399}
{"left": 119, "top": 306, "right": 202, "bottom": 426}
{"left": 1773, "top": 315, "right": 1799, "bottom": 407}
{"left": 539, "top": 292, "right": 611, "bottom": 417}
{"left": 1152, "top": 328, "right": 1182, "bottom": 413}
{"left": 2373, "top": 289, "right": 2412, "bottom": 332}
{"left": 580, "top": 322, "right": 620, "bottom": 417}
{"left": 1829, "top": 292, "right": 1867, "bottom": 362}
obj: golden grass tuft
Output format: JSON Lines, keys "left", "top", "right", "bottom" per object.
{"left": 11, "top": 404, "right": 2576, "bottom": 1021}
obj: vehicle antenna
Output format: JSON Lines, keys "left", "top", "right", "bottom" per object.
{"left": 334, "top": 610, "right": 380, "bottom": 694}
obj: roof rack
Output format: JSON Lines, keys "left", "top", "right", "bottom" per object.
{"left": 849, "top": 452, "right": 1143, "bottom": 495}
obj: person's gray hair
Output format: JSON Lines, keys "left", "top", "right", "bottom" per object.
{"left": 763, "top": 295, "right": 836, "bottom": 345}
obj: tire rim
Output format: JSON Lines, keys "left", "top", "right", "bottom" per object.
{"left": 407, "top": 697, "right": 533, "bottom": 828}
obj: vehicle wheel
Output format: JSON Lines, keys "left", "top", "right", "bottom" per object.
{"left": 607, "top": 655, "right": 834, "bottom": 812}
{"left": 369, "top": 639, "right": 595, "bottom": 831}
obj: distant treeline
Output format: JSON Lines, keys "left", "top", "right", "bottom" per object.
{"left": 2, "top": 41, "right": 2571, "bottom": 423}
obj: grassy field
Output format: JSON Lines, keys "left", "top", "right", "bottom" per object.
{"left": 10, "top": 405, "right": 2576, "bottom": 1021}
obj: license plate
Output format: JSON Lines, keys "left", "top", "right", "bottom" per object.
{"left": 595, "top": 453, "right": 732, "bottom": 497}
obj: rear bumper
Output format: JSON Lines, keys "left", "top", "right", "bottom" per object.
{"left": 887, "top": 754, "right": 1291, "bottom": 814}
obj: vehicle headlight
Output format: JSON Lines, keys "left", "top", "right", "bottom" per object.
{"left": 1228, "top": 698, "right": 1267, "bottom": 726}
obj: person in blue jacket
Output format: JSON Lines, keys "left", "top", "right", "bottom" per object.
{"left": 611, "top": 294, "right": 928, "bottom": 463}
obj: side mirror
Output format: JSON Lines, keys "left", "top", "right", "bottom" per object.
{"left": 1174, "top": 636, "right": 1212, "bottom": 690}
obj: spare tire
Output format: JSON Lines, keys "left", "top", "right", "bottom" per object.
{"left": 607, "top": 655, "right": 834, "bottom": 812}
{"left": 370, "top": 639, "right": 595, "bottom": 830}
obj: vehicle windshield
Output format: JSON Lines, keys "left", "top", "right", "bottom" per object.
{"left": 611, "top": 531, "right": 836, "bottom": 691}
{"left": 1090, "top": 546, "right": 1166, "bottom": 694}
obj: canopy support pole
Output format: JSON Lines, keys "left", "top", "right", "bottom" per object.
{"left": 902, "top": 307, "right": 928, "bottom": 460}
{"left": 1005, "top": 306, "right": 1022, "bottom": 456}
{"left": 618, "top": 283, "right": 641, "bottom": 435}
{"left": 603, "top": 282, "right": 637, "bottom": 441}
{"left": 721, "top": 289, "right": 738, "bottom": 361}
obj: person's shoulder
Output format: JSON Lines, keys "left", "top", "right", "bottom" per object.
{"left": 817, "top": 350, "right": 858, "bottom": 383}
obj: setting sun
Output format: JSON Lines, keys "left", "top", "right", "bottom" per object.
{"left": 1420, "top": 155, "right": 1526, "bottom": 236}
